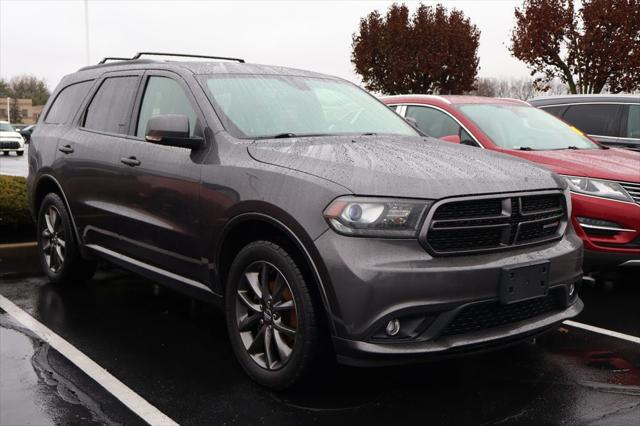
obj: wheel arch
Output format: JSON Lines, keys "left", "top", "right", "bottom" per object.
{"left": 214, "top": 212, "right": 338, "bottom": 335}
{"left": 32, "top": 174, "right": 89, "bottom": 258}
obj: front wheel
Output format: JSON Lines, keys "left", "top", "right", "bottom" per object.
{"left": 37, "top": 193, "right": 96, "bottom": 284}
{"left": 225, "top": 241, "right": 328, "bottom": 389}
{"left": 16, "top": 150, "right": 24, "bottom": 156}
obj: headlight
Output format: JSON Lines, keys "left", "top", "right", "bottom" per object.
{"left": 323, "top": 196, "right": 432, "bottom": 237}
{"left": 562, "top": 175, "right": 633, "bottom": 203}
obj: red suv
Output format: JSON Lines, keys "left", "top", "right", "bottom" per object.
{"left": 382, "top": 95, "right": 640, "bottom": 271}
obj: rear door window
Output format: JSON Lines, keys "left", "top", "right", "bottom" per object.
{"left": 136, "top": 76, "right": 197, "bottom": 138}
{"left": 45, "top": 80, "right": 94, "bottom": 124}
{"left": 83, "top": 76, "right": 138, "bottom": 135}
{"left": 625, "top": 105, "right": 640, "bottom": 139}
{"left": 405, "top": 106, "right": 460, "bottom": 138}
{"left": 562, "top": 104, "right": 621, "bottom": 137}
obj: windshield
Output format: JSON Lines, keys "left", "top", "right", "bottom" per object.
{"left": 202, "top": 75, "right": 418, "bottom": 139}
{"left": 458, "top": 104, "right": 600, "bottom": 150}
{"left": 0, "top": 123, "right": 15, "bottom": 132}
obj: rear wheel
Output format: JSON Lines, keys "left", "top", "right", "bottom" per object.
{"left": 225, "top": 240, "right": 328, "bottom": 389}
{"left": 37, "top": 193, "right": 96, "bottom": 284}
{"left": 17, "top": 150, "right": 24, "bottom": 156}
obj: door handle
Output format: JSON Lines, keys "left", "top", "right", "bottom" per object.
{"left": 120, "top": 156, "right": 141, "bottom": 167}
{"left": 58, "top": 145, "right": 74, "bottom": 154}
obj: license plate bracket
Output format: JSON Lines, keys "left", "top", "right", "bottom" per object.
{"left": 500, "top": 261, "right": 550, "bottom": 304}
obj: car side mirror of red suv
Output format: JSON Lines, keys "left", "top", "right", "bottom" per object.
{"left": 145, "top": 114, "right": 203, "bottom": 149}
{"left": 440, "top": 134, "right": 461, "bottom": 144}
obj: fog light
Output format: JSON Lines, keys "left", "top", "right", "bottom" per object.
{"left": 385, "top": 319, "right": 401, "bottom": 336}
{"left": 568, "top": 283, "right": 575, "bottom": 297}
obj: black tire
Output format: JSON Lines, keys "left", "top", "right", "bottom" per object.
{"left": 17, "top": 150, "right": 24, "bottom": 156}
{"left": 37, "top": 193, "right": 96, "bottom": 284}
{"left": 225, "top": 240, "right": 328, "bottom": 390}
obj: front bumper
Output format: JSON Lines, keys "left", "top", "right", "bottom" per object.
{"left": 571, "top": 193, "right": 640, "bottom": 269}
{"left": 314, "top": 227, "right": 584, "bottom": 365}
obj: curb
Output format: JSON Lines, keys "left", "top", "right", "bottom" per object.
{"left": 0, "top": 241, "right": 37, "bottom": 250}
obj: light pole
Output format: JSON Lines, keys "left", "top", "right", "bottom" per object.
{"left": 84, "top": 0, "right": 90, "bottom": 65}
{"left": 6, "top": 97, "right": 10, "bottom": 123}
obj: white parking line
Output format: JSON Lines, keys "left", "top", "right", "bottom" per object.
{"left": 0, "top": 294, "right": 179, "bottom": 426}
{"left": 563, "top": 320, "right": 640, "bottom": 344}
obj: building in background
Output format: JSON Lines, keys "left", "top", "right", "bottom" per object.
{"left": 0, "top": 97, "right": 44, "bottom": 124}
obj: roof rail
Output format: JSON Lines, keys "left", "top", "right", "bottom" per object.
{"left": 132, "top": 52, "right": 245, "bottom": 63}
{"left": 96, "top": 52, "right": 245, "bottom": 66}
{"left": 499, "top": 97, "right": 530, "bottom": 105}
{"left": 98, "top": 57, "right": 132, "bottom": 64}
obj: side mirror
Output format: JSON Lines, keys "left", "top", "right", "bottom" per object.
{"left": 145, "top": 114, "right": 202, "bottom": 149}
{"left": 440, "top": 134, "right": 461, "bottom": 144}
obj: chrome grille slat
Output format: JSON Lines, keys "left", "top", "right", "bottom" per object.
{"left": 618, "top": 180, "right": 640, "bottom": 205}
{"left": 421, "top": 191, "right": 567, "bottom": 256}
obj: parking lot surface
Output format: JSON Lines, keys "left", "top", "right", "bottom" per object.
{"left": 1, "top": 250, "right": 638, "bottom": 425}
{"left": 0, "top": 145, "right": 28, "bottom": 177}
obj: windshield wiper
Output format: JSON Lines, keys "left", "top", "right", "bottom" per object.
{"left": 566, "top": 145, "right": 580, "bottom": 150}
{"left": 272, "top": 133, "right": 297, "bottom": 139}
{"left": 518, "top": 146, "right": 534, "bottom": 151}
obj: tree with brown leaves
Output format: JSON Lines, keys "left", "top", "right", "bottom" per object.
{"left": 351, "top": 3, "right": 480, "bottom": 95}
{"left": 510, "top": 0, "right": 640, "bottom": 94}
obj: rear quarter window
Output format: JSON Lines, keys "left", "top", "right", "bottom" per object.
{"left": 625, "top": 105, "right": 640, "bottom": 139}
{"left": 44, "top": 80, "right": 94, "bottom": 124}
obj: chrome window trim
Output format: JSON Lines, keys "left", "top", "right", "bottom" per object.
{"left": 538, "top": 102, "right": 640, "bottom": 107}
{"left": 389, "top": 103, "right": 485, "bottom": 148}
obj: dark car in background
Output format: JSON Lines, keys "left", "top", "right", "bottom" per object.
{"left": 383, "top": 95, "right": 640, "bottom": 271}
{"left": 28, "top": 53, "right": 583, "bottom": 389}
{"left": 18, "top": 124, "right": 36, "bottom": 143}
{"left": 529, "top": 95, "right": 640, "bottom": 151}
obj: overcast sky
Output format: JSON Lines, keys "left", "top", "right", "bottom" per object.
{"left": 0, "top": 0, "right": 530, "bottom": 90}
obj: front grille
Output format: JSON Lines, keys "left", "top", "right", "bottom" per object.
{"left": 619, "top": 181, "right": 640, "bottom": 205}
{"left": 440, "top": 293, "right": 562, "bottom": 337}
{"left": 433, "top": 198, "right": 503, "bottom": 220}
{"left": 0, "top": 141, "right": 21, "bottom": 149}
{"left": 424, "top": 192, "right": 565, "bottom": 255}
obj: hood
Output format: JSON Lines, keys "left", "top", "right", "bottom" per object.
{"left": 509, "top": 148, "right": 640, "bottom": 183}
{"left": 0, "top": 130, "right": 22, "bottom": 139}
{"left": 248, "top": 135, "right": 562, "bottom": 199}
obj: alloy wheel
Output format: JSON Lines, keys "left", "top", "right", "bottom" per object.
{"left": 235, "top": 261, "right": 298, "bottom": 370}
{"left": 41, "top": 205, "right": 66, "bottom": 273}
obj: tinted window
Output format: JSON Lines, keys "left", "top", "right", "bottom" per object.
{"left": 45, "top": 80, "right": 93, "bottom": 124}
{"left": 405, "top": 106, "right": 460, "bottom": 138}
{"left": 626, "top": 105, "right": 640, "bottom": 139}
{"left": 84, "top": 76, "right": 138, "bottom": 134}
{"left": 562, "top": 104, "right": 620, "bottom": 136}
{"left": 136, "top": 77, "right": 197, "bottom": 138}
{"left": 539, "top": 105, "right": 566, "bottom": 118}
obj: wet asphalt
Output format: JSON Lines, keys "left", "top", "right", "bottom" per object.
{"left": 0, "top": 251, "right": 639, "bottom": 425}
{"left": 0, "top": 146, "right": 29, "bottom": 177}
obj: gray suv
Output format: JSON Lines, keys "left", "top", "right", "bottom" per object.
{"left": 28, "top": 53, "right": 584, "bottom": 389}
{"left": 530, "top": 94, "right": 640, "bottom": 151}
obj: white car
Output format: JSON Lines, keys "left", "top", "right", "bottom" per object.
{"left": 0, "top": 121, "right": 25, "bottom": 156}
